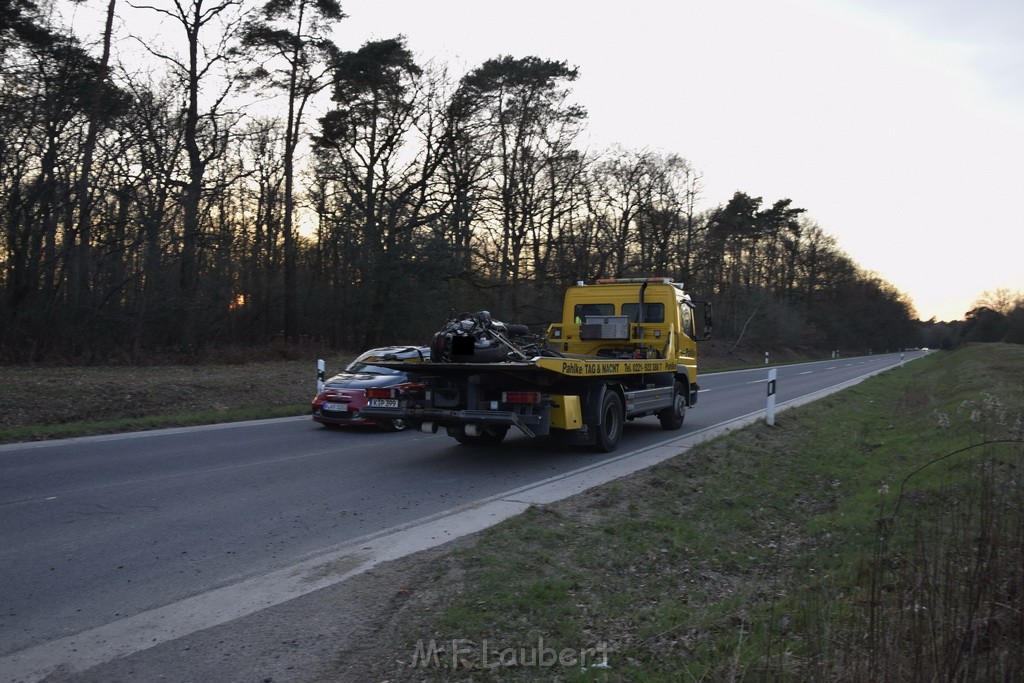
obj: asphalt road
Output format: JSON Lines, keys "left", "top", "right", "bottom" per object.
{"left": 0, "top": 351, "right": 921, "bottom": 660}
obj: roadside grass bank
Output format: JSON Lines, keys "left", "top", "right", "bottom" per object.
{"left": 0, "top": 358, "right": 334, "bottom": 444}
{"left": 0, "top": 405, "right": 308, "bottom": 444}
{"left": 360, "top": 343, "right": 1023, "bottom": 681}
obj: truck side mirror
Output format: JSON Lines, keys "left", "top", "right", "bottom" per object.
{"left": 702, "top": 302, "right": 713, "bottom": 339}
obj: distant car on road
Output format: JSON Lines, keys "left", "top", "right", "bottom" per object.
{"left": 311, "top": 345, "right": 430, "bottom": 431}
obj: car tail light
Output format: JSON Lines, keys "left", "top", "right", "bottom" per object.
{"left": 501, "top": 391, "right": 542, "bottom": 404}
{"left": 366, "top": 388, "right": 395, "bottom": 399}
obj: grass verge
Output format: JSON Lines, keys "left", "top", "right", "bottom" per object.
{"left": 363, "top": 344, "right": 1024, "bottom": 681}
{"left": 0, "top": 404, "right": 308, "bottom": 443}
{"left": 0, "top": 358, "right": 339, "bottom": 443}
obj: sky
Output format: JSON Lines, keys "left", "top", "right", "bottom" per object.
{"left": 324, "top": 0, "right": 1024, "bottom": 322}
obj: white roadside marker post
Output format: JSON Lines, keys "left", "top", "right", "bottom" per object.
{"left": 317, "top": 359, "right": 325, "bottom": 394}
{"left": 766, "top": 368, "right": 777, "bottom": 426}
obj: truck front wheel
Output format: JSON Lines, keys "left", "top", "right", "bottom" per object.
{"left": 593, "top": 391, "right": 623, "bottom": 453}
{"left": 657, "top": 381, "right": 686, "bottom": 430}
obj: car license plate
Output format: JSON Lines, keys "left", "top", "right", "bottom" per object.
{"left": 368, "top": 398, "right": 399, "bottom": 408}
{"left": 323, "top": 402, "right": 348, "bottom": 411}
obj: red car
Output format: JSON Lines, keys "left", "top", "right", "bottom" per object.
{"left": 311, "top": 346, "right": 429, "bottom": 431}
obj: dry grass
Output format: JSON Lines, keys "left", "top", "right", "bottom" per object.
{"left": 0, "top": 353, "right": 357, "bottom": 441}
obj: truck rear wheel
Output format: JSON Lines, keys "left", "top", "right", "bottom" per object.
{"left": 657, "top": 381, "right": 686, "bottom": 430}
{"left": 593, "top": 390, "right": 623, "bottom": 453}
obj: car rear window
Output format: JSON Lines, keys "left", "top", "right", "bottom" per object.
{"left": 344, "top": 362, "right": 402, "bottom": 375}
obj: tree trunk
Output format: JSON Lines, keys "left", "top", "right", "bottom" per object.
{"left": 74, "top": 0, "right": 116, "bottom": 314}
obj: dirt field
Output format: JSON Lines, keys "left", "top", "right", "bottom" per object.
{"left": 0, "top": 357, "right": 335, "bottom": 434}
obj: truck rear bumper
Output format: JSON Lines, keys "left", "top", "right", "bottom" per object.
{"left": 360, "top": 406, "right": 545, "bottom": 437}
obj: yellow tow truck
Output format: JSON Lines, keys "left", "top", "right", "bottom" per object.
{"left": 360, "top": 277, "right": 712, "bottom": 452}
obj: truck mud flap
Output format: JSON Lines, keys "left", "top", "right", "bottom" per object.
{"left": 552, "top": 424, "right": 594, "bottom": 446}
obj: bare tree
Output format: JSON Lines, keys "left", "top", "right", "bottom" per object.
{"left": 455, "top": 55, "right": 585, "bottom": 315}
{"left": 315, "top": 38, "right": 448, "bottom": 346}
{"left": 237, "top": 0, "right": 343, "bottom": 340}
{"left": 0, "top": 32, "right": 113, "bottom": 351}
{"left": 973, "top": 288, "right": 1024, "bottom": 315}
{"left": 591, "top": 146, "right": 655, "bottom": 276}
{"left": 437, "top": 69, "right": 493, "bottom": 272}
{"left": 130, "top": 0, "right": 244, "bottom": 343}
{"left": 635, "top": 152, "right": 698, "bottom": 276}
{"left": 73, "top": 0, "right": 119, "bottom": 313}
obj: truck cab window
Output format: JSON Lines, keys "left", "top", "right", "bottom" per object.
{"left": 574, "top": 303, "right": 615, "bottom": 323}
{"left": 621, "top": 303, "right": 664, "bottom": 323}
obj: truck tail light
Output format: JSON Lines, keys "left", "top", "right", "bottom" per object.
{"left": 366, "top": 388, "right": 395, "bottom": 399}
{"left": 501, "top": 391, "right": 542, "bottom": 404}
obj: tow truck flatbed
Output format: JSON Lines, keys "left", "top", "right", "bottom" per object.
{"left": 361, "top": 277, "right": 712, "bottom": 452}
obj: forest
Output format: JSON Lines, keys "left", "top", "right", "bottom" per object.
{"left": 1, "top": 0, "right": 926, "bottom": 363}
